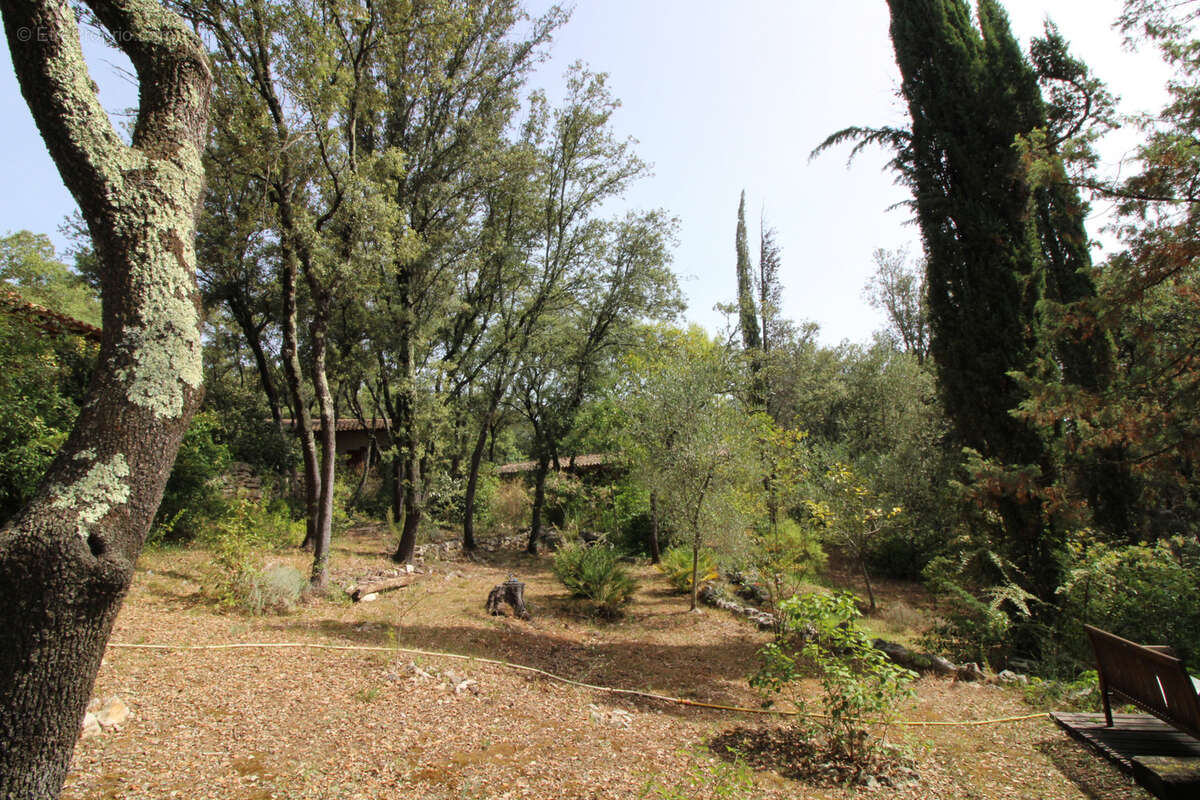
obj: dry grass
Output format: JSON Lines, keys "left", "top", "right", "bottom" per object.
{"left": 61, "top": 526, "right": 1150, "bottom": 799}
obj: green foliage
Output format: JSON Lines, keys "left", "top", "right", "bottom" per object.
{"left": 542, "top": 474, "right": 654, "bottom": 551}
{"left": 826, "top": 0, "right": 1120, "bottom": 605}
{"left": 616, "top": 510, "right": 655, "bottom": 557}
{"left": 0, "top": 234, "right": 100, "bottom": 524}
{"left": 638, "top": 753, "right": 755, "bottom": 800}
{"left": 617, "top": 326, "right": 762, "bottom": 608}
{"left": 0, "top": 230, "right": 100, "bottom": 325}
{"left": 234, "top": 564, "right": 306, "bottom": 616}
{"left": 1060, "top": 536, "right": 1200, "bottom": 671}
{"left": 202, "top": 495, "right": 305, "bottom": 552}
{"left": 153, "top": 411, "right": 232, "bottom": 542}
{"left": 509, "top": 69, "right": 684, "bottom": 547}
{"left": 1015, "top": 0, "right": 1200, "bottom": 542}
{"left": 203, "top": 498, "right": 306, "bottom": 614}
{"left": 0, "top": 315, "right": 96, "bottom": 524}
{"left": 746, "top": 423, "right": 826, "bottom": 611}
{"left": 864, "top": 247, "right": 929, "bottom": 363}
{"left": 466, "top": 469, "right": 500, "bottom": 530}
{"left": 598, "top": 478, "right": 652, "bottom": 552}
{"left": 752, "top": 592, "right": 916, "bottom": 762}
{"left": 1020, "top": 671, "right": 1099, "bottom": 712}
{"left": 819, "top": 463, "right": 902, "bottom": 610}
{"left": 921, "top": 546, "right": 1043, "bottom": 668}
{"left": 766, "top": 338, "right": 957, "bottom": 579}
{"left": 425, "top": 469, "right": 472, "bottom": 525}
{"left": 552, "top": 543, "right": 638, "bottom": 617}
{"left": 658, "top": 545, "right": 719, "bottom": 594}
{"left": 544, "top": 470, "right": 593, "bottom": 531}
{"left": 746, "top": 518, "right": 826, "bottom": 612}
{"left": 218, "top": 404, "right": 294, "bottom": 476}
{"left": 734, "top": 192, "right": 761, "bottom": 354}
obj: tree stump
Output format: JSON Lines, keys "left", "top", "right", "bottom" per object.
{"left": 486, "top": 577, "right": 531, "bottom": 621}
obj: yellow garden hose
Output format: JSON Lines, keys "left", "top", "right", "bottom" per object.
{"left": 108, "top": 640, "right": 1048, "bottom": 727}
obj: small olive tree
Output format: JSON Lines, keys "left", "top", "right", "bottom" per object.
{"left": 748, "top": 424, "right": 827, "bottom": 619}
{"left": 820, "top": 463, "right": 902, "bottom": 612}
{"left": 618, "top": 326, "right": 761, "bottom": 610}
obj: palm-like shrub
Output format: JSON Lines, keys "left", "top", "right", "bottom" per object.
{"left": 553, "top": 543, "right": 637, "bottom": 617}
{"left": 658, "top": 544, "right": 719, "bottom": 594}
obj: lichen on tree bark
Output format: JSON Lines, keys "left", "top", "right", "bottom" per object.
{"left": 0, "top": 0, "right": 210, "bottom": 796}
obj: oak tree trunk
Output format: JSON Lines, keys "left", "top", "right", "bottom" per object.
{"left": 648, "top": 491, "right": 661, "bottom": 564}
{"left": 0, "top": 1, "right": 210, "bottom": 795}
{"left": 527, "top": 452, "right": 550, "bottom": 555}
{"left": 463, "top": 383, "right": 503, "bottom": 552}
{"left": 462, "top": 415, "right": 490, "bottom": 552}
{"left": 390, "top": 269, "right": 423, "bottom": 564}
{"left": 278, "top": 246, "right": 321, "bottom": 550}
{"left": 308, "top": 306, "right": 336, "bottom": 589}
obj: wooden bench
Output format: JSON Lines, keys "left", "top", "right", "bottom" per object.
{"left": 1085, "top": 624, "right": 1200, "bottom": 740}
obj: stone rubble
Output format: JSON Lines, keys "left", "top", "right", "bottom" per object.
{"left": 80, "top": 695, "right": 130, "bottom": 737}
{"left": 587, "top": 704, "right": 633, "bottom": 728}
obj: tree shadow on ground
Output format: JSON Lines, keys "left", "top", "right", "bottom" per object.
{"left": 265, "top": 616, "right": 766, "bottom": 717}
{"left": 1034, "top": 738, "right": 1149, "bottom": 800}
{"left": 138, "top": 570, "right": 208, "bottom": 610}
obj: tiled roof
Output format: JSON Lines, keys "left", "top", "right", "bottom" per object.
{"left": 0, "top": 289, "right": 102, "bottom": 343}
{"left": 281, "top": 418, "right": 391, "bottom": 432}
{"left": 497, "top": 453, "right": 611, "bottom": 475}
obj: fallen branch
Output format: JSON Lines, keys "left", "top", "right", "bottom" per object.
{"left": 873, "top": 638, "right": 957, "bottom": 676}
{"left": 349, "top": 576, "right": 414, "bottom": 602}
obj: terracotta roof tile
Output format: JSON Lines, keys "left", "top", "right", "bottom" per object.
{"left": 497, "top": 453, "right": 610, "bottom": 475}
{"left": 0, "top": 289, "right": 102, "bottom": 343}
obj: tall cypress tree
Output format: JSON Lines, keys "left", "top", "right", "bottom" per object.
{"left": 758, "top": 219, "right": 783, "bottom": 356}
{"left": 885, "top": 0, "right": 1116, "bottom": 601}
{"left": 890, "top": 0, "right": 1035, "bottom": 460}
{"left": 735, "top": 191, "right": 761, "bottom": 353}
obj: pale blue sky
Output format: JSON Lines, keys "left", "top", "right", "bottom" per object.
{"left": 0, "top": 1, "right": 1171, "bottom": 344}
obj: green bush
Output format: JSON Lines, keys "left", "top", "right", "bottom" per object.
{"left": 545, "top": 470, "right": 588, "bottom": 529}
{"left": 203, "top": 497, "right": 306, "bottom": 614}
{"left": 220, "top": 407, "right": 295, "bottom": 476}
{"left": 868, "top": 523, "right": 948, "bottom": 581}
{"left": 154, "top": 411, "right": 231, "bottom": 541}
{"left": 230, "top": 563, "right": 306, "bottom": 615}
{"left": 468, "top": 468, "right": 500, "bottom": 529}
{"left": 751, "top": 592, "right": 916, "bottom": 763}
{"left": 425, "top": 468, "right": 500, "bottom": 529}
{"left": 617, "top": 511, "right": 655, "bottom": 556}
{"left": 746, "top": 518, "right": 827, "bottom": 610}
{"left": 1061, "top": 535, "right": 1200, "bottom": 672}
{"left": 598, "top": 479, "right": 654, "bottom": 554}
{"left": 1020, "top": 671, "right": 1099, "bottom": 711}
{"left": 917, "top": 542, "right": 1049, "bottom": 670}
{"left": 424, "top": 469, "right": 465, "bottom": 524}
{"left": 553, "top": 543, "right": 638, "bottom": 617}
{"left": 0, "top": 317, "right": 94, "bottom": 524}
{"left": 658, "top": 545, "right": 719, "bottom": 594}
